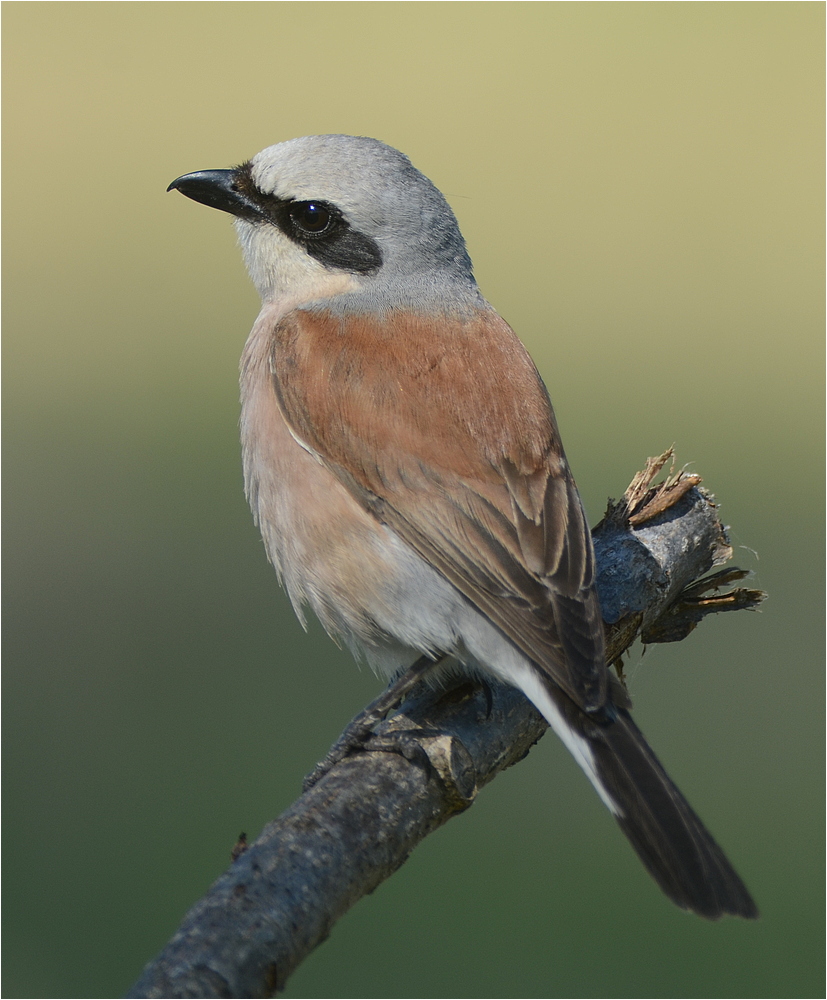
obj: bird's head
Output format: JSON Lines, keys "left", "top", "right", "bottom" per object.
{"left": 169, "top": 135, "right": 477, "bottom": 310}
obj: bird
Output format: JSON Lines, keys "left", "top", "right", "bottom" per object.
{"left": 168, "top": 134, "right": 757, "bottom": 920}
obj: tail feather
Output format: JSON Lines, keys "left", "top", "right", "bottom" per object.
{"left": 543, "top": 681, "right": 758, "bottom": 919}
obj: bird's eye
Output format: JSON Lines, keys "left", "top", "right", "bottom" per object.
{"left": 290, "top": 202, "right": 333, "bottom": 235}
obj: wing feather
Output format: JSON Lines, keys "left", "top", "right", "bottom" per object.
{"left": 270, "top": 306, "right": 607, "bottom": 710}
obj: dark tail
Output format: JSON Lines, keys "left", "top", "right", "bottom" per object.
{"left": 548, "top": 684, "right": 758, "bottom": 919}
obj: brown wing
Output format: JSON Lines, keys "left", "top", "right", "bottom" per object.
{"left": 268, "top": 305, "right": 607, "bottom": 711}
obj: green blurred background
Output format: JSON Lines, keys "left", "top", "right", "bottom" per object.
{"left": 3, "top": 3, "right": 823, "bottom": 997}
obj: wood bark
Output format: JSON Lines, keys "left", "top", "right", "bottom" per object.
{"left": 127, "top": 454, "right": 763, "bottom": 998}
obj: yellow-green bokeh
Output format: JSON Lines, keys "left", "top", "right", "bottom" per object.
{"left": 3, "top": 4, "right": 823, "bottom": 997}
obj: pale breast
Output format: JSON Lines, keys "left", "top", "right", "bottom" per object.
{"left": 239, "top": 305, "right": 468, "bottom": 676}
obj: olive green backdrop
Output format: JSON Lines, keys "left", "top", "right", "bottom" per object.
{"left": 4, "top": 3, "right": 823, "bottom": 998}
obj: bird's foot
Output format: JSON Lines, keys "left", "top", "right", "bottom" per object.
{"left": 302, "top": 653, "right": 444, "bottom": 791}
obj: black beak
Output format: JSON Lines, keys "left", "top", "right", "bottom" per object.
{"left": 167, "top": 169, "right": 262, "bottom": 222}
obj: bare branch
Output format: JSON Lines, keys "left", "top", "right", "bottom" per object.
{"left": 127, "top": 456, "right": 763, "bottom": 998}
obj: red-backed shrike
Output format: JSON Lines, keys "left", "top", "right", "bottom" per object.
{"left": 169, "top": 135, "right": 756, "bottom": 919}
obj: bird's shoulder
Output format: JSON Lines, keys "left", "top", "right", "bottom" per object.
{"left": 269, "top": 303, "right": 561, "bottom": 481}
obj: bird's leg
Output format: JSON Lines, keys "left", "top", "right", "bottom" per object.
{"left": 302, "top": 653, "right": 445, "bottom": 791}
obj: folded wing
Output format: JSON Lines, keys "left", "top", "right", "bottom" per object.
{"left": 268, "top": 304, "right": 607, "bottom": 710}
